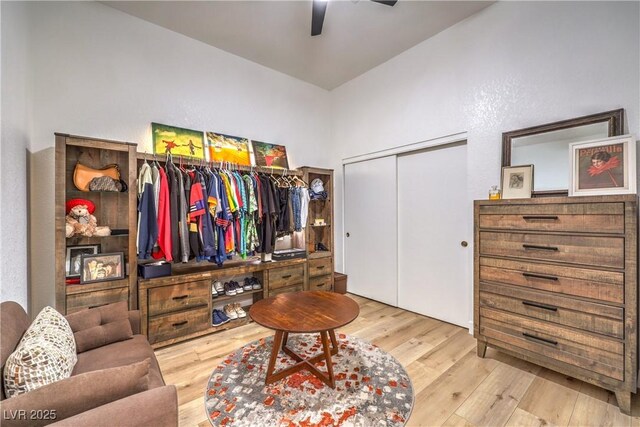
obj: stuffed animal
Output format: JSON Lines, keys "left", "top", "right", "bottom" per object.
{"left": 65, "top": 199, "right": 111, "bottom": 238}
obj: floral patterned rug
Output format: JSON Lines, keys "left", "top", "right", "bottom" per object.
{"left": 205, "top": 333, "right": 413, "bottom": 427}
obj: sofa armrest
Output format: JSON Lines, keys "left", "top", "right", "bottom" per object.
{"left": 49, "top": 385, "right": 178, "bottom": 427}
{"left": 128, "top": 310, "right": 141, "bottom": 335}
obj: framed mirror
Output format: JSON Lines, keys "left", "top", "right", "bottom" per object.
{"left": 502, "top": 109, "right": 624, "bottom": 196}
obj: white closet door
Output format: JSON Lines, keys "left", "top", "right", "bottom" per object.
{"left": 397, "top": 142, "right": 470, "bottom": 327}
{"left": 344, "top": 156, "right": 397, "bottom": 306}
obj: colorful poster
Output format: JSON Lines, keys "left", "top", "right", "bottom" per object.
{"left": 577, "top": 143, "right": 625, "bottom": 190}
{"left": 206, "top": 132, "right": 252, "bottom": 166}
{"left": 152, "top": 123, "right": 205, "bottom": 160}
{"left": 251, "top": 140, "right": 289, "bottom": 169}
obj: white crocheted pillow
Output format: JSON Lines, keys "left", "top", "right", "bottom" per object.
{"left": 3, "top": 306, "right": 77, "bottom": 398}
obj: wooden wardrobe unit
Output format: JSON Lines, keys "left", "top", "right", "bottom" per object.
{"left": 474, "top": 195, "right": 637, "bottom": 413}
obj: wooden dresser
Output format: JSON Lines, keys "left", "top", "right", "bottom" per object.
{"left": 474, "top": 195, "right": 637, "bottom": 413}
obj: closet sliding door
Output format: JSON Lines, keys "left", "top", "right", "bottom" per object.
{"left": 397, "top": 142, "right": 470, "bottom": 327}
{"left": 344, "top": 156, "right": 397, "bottom": 306}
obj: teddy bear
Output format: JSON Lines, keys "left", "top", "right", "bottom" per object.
{"left": 65, "top": 199, "right": 111, "bottom": 238}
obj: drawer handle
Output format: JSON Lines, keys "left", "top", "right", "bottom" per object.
{"left": 281, "top": 275, "right": 292, "bottom": 279}
{"left": 522, "top": 244, "right": 559, "bottom": 252}
{"left": 315, "top": 283, "right": 324, "bottom": 287}
{"left": 522, "top": 332, "right": 557, "bottom": 346}
{"left": 522, "top": 215, "right": 559, "bottom": 221}
{"left": 316, "top": 266, "right": 326, "bottom": 270}
{"left": 172, "top": 295, "right": 189, "bottom": 300}
{"left": 522, "top": 272, "right": 558, "bottom": 281}
{"left": 172, "top": 321, "right": 188, "bottom": 327}
{"left": 522, "top": 300, "right": 558, "bottom": 312}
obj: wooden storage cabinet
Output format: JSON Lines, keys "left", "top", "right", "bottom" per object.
{"left": 267, "top": 264, "right": 307, "bottom": 296}
{"left": 474, "top": 195, "right": 637, "bottom": 413}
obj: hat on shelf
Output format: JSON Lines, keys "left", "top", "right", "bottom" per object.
{"left": 310, "top": 178, "right": 324, "bottom": 194}
{"left": 66, "top": 198, "right": 96, "bottom": 215}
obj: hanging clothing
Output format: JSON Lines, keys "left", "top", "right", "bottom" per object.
{"left": 152, "top": 168, "right": 173, "bottom": 262}
{"left": 137, "top": 163, "right": 157, "bottom": 259}
{"left": 300, "top": 187, "right": 310, "bottom": 228}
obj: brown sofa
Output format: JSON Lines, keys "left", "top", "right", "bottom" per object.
{"left": 0, "top": 301, "right": 178, "bottom": 427}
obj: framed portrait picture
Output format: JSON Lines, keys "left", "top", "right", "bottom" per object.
{"left": 65, "top": 244, "right": 100, "bottom": 278}
{"left": 569, "top": 134, "right": 637, "bottom": 196}
{"left": 206, "top": 132, "right": 252, "bottom": 166}
{"left": 501, "top": 164, "right": 534, "bottom": 199}
{"left": 80, "top": 252, "right": 125, "bottom": 284}
{"left": 152, "top": 122, "right": 206, "bottom": 160}
{"left": 251, "top": 140, "right": 289, "bottom": 169}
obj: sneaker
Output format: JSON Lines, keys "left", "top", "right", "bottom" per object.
{"left": 211, "top": 283, "right": 218, "bottom": 298}
{"left": 234, "top": 280, "right": 244, "bottom": 294}
{"left": 316, "top": 242, "right": 329, "bottom": 251}
{"left": 224, "top": 304, "right": 238, "bottom": 320}
{"left": 214, "top": 281, "right": 225, "bottom": 295}
{"left": 234, "top": 303, "right": 247, "bottom": 318}
{"left": 251, "top": 277, "right": 262, "bottom": 290}
{"left": 212, "top": 309, "right": 229, "bottom": 326}
{"left": 224, "top": 282, "right": 236, "bottom": 296}
{"left": 243, "top": 278, "right": 253, "bottom": 291}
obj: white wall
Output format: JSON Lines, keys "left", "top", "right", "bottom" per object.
{"left": 23, "top": 1, "right": 331, "bottom": 313}
{"left": 330, "top": 2, "right": 639, "bottom": 322}
{"left": 1, "top": 2, "right": 31, "bottom": 311}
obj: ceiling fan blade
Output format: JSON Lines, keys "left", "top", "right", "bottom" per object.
{"left": 311, "top": 0, "right": 328, "bottom": 36}
{"left": 370, "top": 0, "right": 398, "bottom": 6}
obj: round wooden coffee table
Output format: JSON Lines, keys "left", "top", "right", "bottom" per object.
{"left": 249, "top": 291, "right": 359, "bottom": 388}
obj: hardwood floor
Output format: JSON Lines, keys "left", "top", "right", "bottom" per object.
{"left": 155, "top": 294, "right": 640, "bottom": 426}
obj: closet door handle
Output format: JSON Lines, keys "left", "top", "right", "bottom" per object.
{"left": 522, "top": 332, "right": 557, "bottom": 346}
{"left": 522, "top": 244, "right": 558, "bottom": 251}
{"left": 172, "top": 295, "right": 189, "bottom": 300}
{"left": 282, "top": 275, "right": 292, "bottom": 279}
{"left": 522, "top": 272, "right": 558, "bottom": 281}
{"left": 522, "top": 300, "right": 558, "bottom": 312}
{"left": 346, "top": 232, "right": 350, "bottom": 237}
{"left": 172, "top": 321, "right": 188, "bottom": 327}
{"left": 522, "top": 215, "right": 559, "bottom": 221}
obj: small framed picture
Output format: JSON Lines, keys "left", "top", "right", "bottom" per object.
{"left": 569, "top": 134, "right": 637, "bottom": 196}
{"left": 251, "top": 140, "right": 289, "bottom": 169}
{"left": 66, "top": 244, "right": 100, "bottom": 278}
{"left": 80, "top": 252, "right": 125, "bottom": 284}
{"left": 501, "top": 164, "right": 534, "bottom": 199}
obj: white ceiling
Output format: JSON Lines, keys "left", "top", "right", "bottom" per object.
{"left": 103, "top": 0, "right": 494, "bottom": 90}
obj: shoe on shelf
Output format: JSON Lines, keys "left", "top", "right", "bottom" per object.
{"left": 212, "top": 309, "right": 230, "bottom": 326}
{"left": 224, "top": 282, "right": 236, "bottom": 296}
{"left": 212, "top": 288, "right": 218, "bottom": 298}
{"left": 234, "top": 303, "right": 247, "bottom": 318}
{"left": 251, "top": 277, "right": 262, "bottom": 290}
{"left": 316, "top": 242, "right": 329, "bottom": 251}
{"left": 224, "top": 304, "right": 238, "bottom": 320}
{"left": 214, "top": 281, "right": 225, "bottom": 295}
{"left": 243, "top": 278, "right": 253, "bottom": 291}
{"left": 233, "top": 280, "right": 244, "bottom": 294}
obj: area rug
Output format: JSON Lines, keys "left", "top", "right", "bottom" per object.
{"left": 205, "top": 333, "right": 413, "bottom": 426}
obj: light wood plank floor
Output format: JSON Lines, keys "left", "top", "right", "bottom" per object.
{"left": 155, "top": 294, "right": 640, "bottom": 426}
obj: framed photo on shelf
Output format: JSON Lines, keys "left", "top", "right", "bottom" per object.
{"left": 251, "top": 140, "right": 289, "bottom": 169}
{"left": 66, "top": 244, "right": 100, "bottom": 278}
{"left": 80, "top": 252, "right": 125, "bottom": 284}
{"left": 151, "top": 122, "right": 206, "bottom": 160}
{"left": 501, "top": 164, "right": 534, "bottom": 199}
{"left": 569, "top": 134, "right": 637, "bottom": 196}
{"left": 206, "top": 132, "right": 252, "bottom": 166}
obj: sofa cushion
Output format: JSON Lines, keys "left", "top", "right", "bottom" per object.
{"left": 72, "top": 335, "right": 165, "bottom": 388}
{"left": 3, "top": 307, "right": 77, "bottom": 398}
{"left": 65, "top": 301, "right": 133, "bottom": 353}
{"left": 1, "top": 359, "right": 150, "bottom": 427}
{"left": 0, "top": 302, "right": 30, "bottom": 400}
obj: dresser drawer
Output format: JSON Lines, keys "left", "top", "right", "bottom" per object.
{"left": 148, "top": 307, "right": 210, "bottom": 344}
{"left": 148, "top": 281, "right": 210, "bottom": 316}
{"left": 308, "top": 258, "right": 332, "bottom": 278}
{"left": 269, "top": 265, "right": 305, "bottom": 290}
{"left": 480, "top": 308, "right": 624, "bottom": 381}
{"left": 66, "top": 287, "right": 128, "bottom": 314}
{"left": 479, "top": 257, "right": 624, "bottom": 304}
{"left": 309, "top": 275, "right": 332, "bottom": 291}
{"left": 269, "top": 283, "right": 303, "bottom": 297}
{"left": 479, "top": 282, "right": 623, "bottom": 338}
{"left": 479, "top": 203, "right": 624, "bottom": 234}
{"left": 480, "top": 232, "right": 624, "bottom": 269}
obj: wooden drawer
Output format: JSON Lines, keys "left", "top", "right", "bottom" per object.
{"left": 479, "top": 282, "right": 623, "bottom": 338}
{"left": 148, "top": 280, "right": 210, "bottom": 316}
{"left": 269, "top": 283, "right": 303, "bottom": 297}
{"left": 269, "top": 265, "right": 305, "bottom": 290}
{"left": 148, "top": 307, "right": 210, "bottom": 344}
{"left": 480, "top": 308, "right": 624, "bottom": 381}
{"left": 308, "top": 258, "right": 332, "bottom": 278}
{"left": 479, "top": 203, "right": 624, "bottom": 234}
{"left": 309, "top": 275, "right": 332, "bottom": 291}
{"left": 66, "top": 287, "right": 128, "bottom": 314}
{"left": 479, "top": 257, "right": 624, "bottom": 304}
{"left": 479, "top": 231, "right": 624, "bottom": 269}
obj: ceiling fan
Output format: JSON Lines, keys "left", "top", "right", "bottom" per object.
{"left": 311, "top": 0, "right": 398, "bottom": 36}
